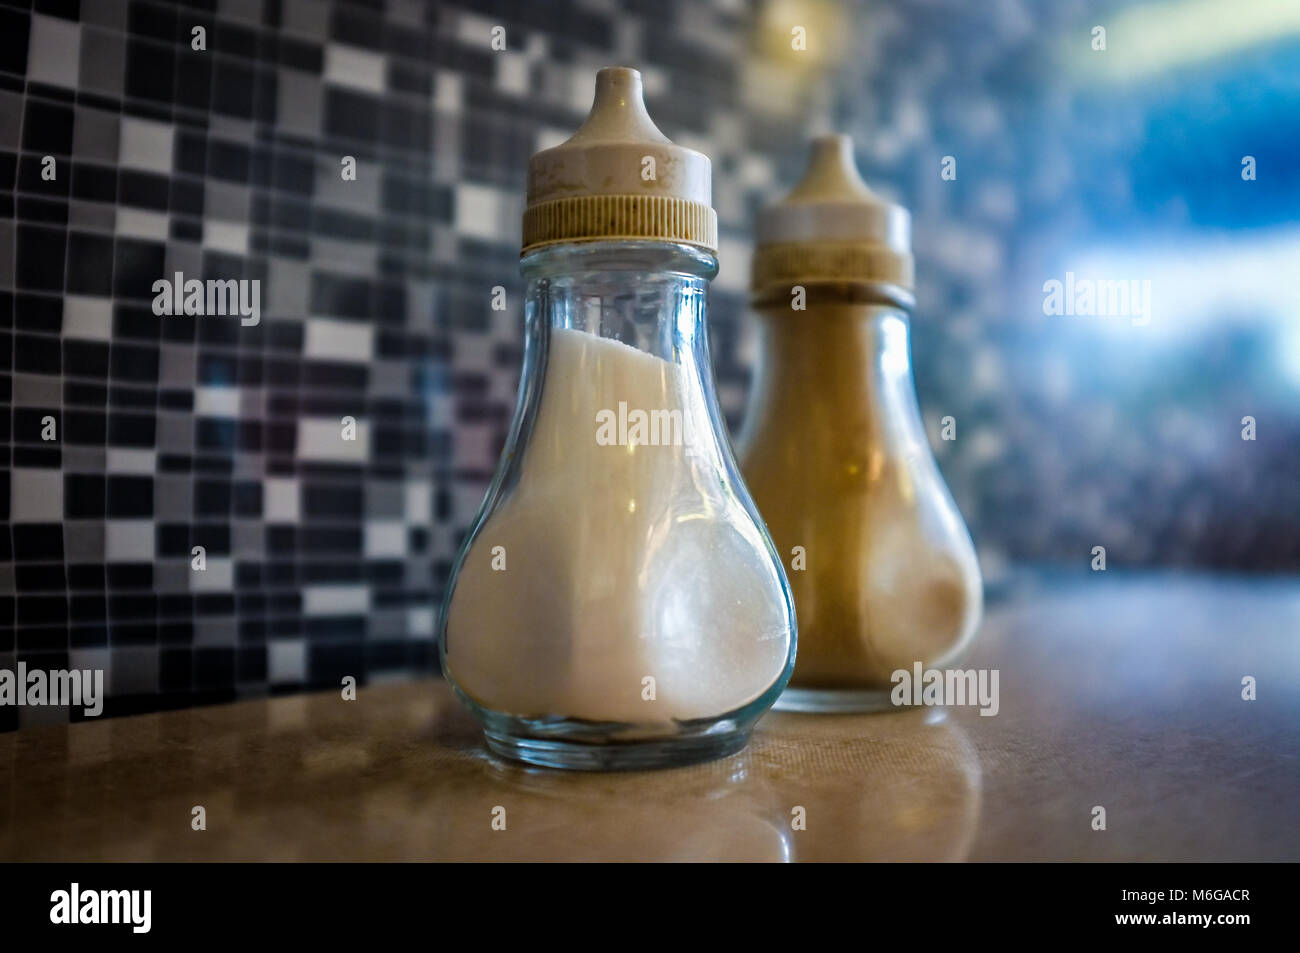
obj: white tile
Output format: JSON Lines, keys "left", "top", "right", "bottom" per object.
{"left": 455, "top": 183, "right": 506, "bottom": 240}
{"left": 536, "top": 126, "right": 570, "bottom": 152}
{"left": 62, "top": 296, "right": 113, "bottom": 341}
{"left": 263, "top": 477, "right": 299, "bottom": 522}
{"left": 405, "top": 479, "right": 431, "bottom": 521}
{"left": 203, "top": 220, "right": 249, "bottom": 254}
{"left": 27, "top": 15, "right": 81, "bottom": 89}
{"left": 118, "top": 117, "right": 174, "bottom": 174}
{"left": 408, "top": 608, "right": 434, "bottom": 638}
{"left": 106, "top": 521, "right": 154, "bottom": 560}
{"left": 364, "top": 521, "right": 406, "bottom": 558}
{"left": 434, "top": 70, "right": 462, "bottom": 112}
{"left": 195, "top": 386, "right": 241, "bottom": 418}
{"left": 714, "top": 237, "right": 750, "bottom": 293}
{"left": 268, "top": 640, "right": 307, "bottom": 683}
{"left": 456, "top": 11, "right": 499, "bottom": 47}
{"left": 324, "top": 43, "right": 386, "bottom": 93}
{"left": 189, "top": 556, "right": 234, "bottom": 591}
{"left": 496, "top": 52, "right": 530, "bottom": 94}
{"left": 297, "top": 418, "right": 369, "bottom": 462}
{"left": 116, "top": 208, "right": 169, "bottom": 241}
{"left": 304, "top": 317, "right": 374, "bottom": 362}
{"left": 640, "top": 65, "right": 668, "bottom": 98}
{"left": 302, "top": 584, "right": 369, "bottom": 615}
{"left": 106, "top": 448, "right": 156, "bottom": 474}
{"left": 11, "top": 469, "right": 63, "bottom": 522}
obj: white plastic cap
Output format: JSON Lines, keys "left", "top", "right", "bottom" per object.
{"left": 522, "top": 67, "right": 718, "bottom": 254}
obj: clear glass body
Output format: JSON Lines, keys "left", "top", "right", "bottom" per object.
{"left": 440, "top": 242, "right": 796, "bottom": 769}
{"left": 736, "top": 299, "right": 982, "bottom": 713}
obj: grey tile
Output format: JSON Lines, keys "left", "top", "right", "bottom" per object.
{"left": 366, "top": 609, "right": 406, "bottom": 640}
{"left": 68, "top": 201, "right": 116, "bottom": 232}
{"left": 196, "top": 617, "right": 237, "bottom": 647}
{"left": 365, "top": 481, "right": 405, "bottom": 518}
{"left": 281, "top": 0, "right": 328, "bottom": 38}
{"left": 13, "top": 374, "right": 63, "bottom": 406}
{"left": 219, "top": 0, "right": 264, "bottom": 25}
{"left": 20, "top": 705, "right": 71, "bottom": 728}
{"left": 153, "top": 562, "right": 192, "bottom": 594}
{"left": 28, "top": 15, "right": 81, "bottom": 89}
{"left": 315, "top": 156, "right": 379, "bottom": 211}
{"left": 110, "top": 648, "right": 158, "bottom": 696}
{"left": 64, "top": 522, "right": 106, "bottom": 562}
{"left": 0, "top": 91, "right": 21, "bottom": 149}
{"left": 79, "top": 28, "right": 124, "bottom": 101}
{"left": 156, "top": 413, "right": 194, "bottom": 454}
{"left": 267, "top": 259, "right": 310, "bottom": 316}
{"left": 276, "top": 69, "right": 322, "bottom": 137}
{"left": 231, "top": 520, "right": 263, "bottom": 557}
{"left": 164, "top": 242, "right": 204, "bottom": 281}
{"left": 82, "top": 0, "right": 128, "bottom": 30}
{"left": 61, "top": 447, "right": 106, "bottom": 471}
{"left": 73, "top": 107, "right": 120, "bottom": 162}
{"left": 105, "top": 521, "right": 154, "bottom": 561}
{"left": 204, "top": 181, "right": 252, "bottom": 223}
{"left": 11, "top": 469, "right": 64, "bottom": 523}
{"left": 155, "top": 475, "right": 194, "bottom": 520}
{"left": 159, "top": 346, "right": 197, "bottom": 388}
{"left": 0, "top": 221, "right": 12, "bottom": 289}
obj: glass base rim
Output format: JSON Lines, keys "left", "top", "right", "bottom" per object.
{"left": 772, "top": 685, "right": 904, "bottom": 714}
{"left": 482, "top": 728, "right": 752, "bottom": 771}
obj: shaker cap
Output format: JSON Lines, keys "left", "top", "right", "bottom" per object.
{"left": 522, "top": 67, "right": 718, "bottom": 254}
{"left": 752, "top": 134, "right": 914, "bottom": 300}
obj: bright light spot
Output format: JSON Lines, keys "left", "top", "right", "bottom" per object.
{"left": 1072, "top": 0, "right": 1300, "bottom": 82}
{"left": 1064, "top": 227, "right": 1300, "bottom": 342}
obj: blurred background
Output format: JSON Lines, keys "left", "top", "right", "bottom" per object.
{"left": 1, "top": 0, "right": 1296, "bottom": 726}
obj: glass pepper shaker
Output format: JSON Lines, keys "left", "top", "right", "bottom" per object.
{"left": 736, "top": 134, "right": 982, "bottom": 713}
{"left": 440, "top": 68, "right": 796, "bottom": 769}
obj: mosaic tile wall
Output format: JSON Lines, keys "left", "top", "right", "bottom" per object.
{"left": 0, "top": 0, "right": 829, "bottom": 726}
{"left": 4, "top": 0, "right": 1296, "bottom": 727}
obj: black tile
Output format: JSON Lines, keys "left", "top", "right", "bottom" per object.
{"left": 67, "top": 231, "right": 115, "bottom": 295}
{"left": 125, "top": 38, "right": 176, "bottom": 102}
{"left": 0, "top": 9, "right": 30, "bottom": 77}
{"left": 107, "top": 475, "right": 153, "bottom": 517}
{"left": 13, "top": 524, "right": 64, "bottom": 560}
{"left": 21, "top": 99, "right": 73, "bottom": 155}
{"left": 16, "top": 225, "right": 66, "bottom": 291}
{"left": 14, "top": 292, "right": 62, "bottom": 333}
{"left": 15, "top": 332, "right": 60, "bottom": 373}
{"left": 63, "top": 342, "right": 110, "bottom": 380}
{"left": 212, "top": 61, "right": 255, "bottom": 117}
{"left": 113, "top": 238, "right": 166, "bottom": 298}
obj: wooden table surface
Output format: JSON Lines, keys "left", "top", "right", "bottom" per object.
{"left": 2, "top": 573, "right": 1297, "bottom": 861}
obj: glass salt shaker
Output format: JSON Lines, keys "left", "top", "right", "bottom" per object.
{"left": 440, "top": 68, "right": 796, "bottom": 769}
{"left": 736, "top": 134, "right": 982, "bottom": 713}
